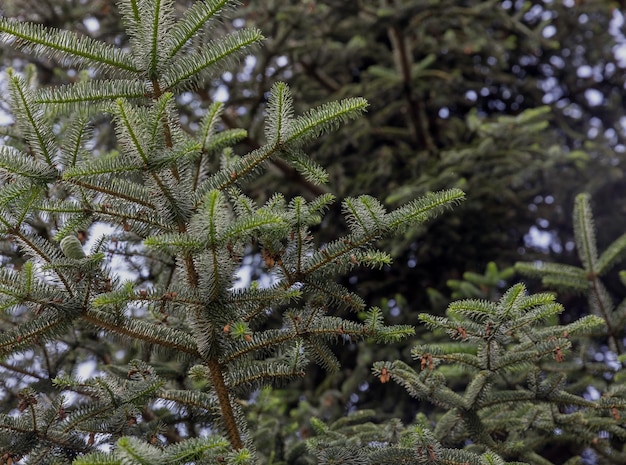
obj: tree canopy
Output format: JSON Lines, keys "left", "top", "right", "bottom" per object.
{"left": 0, "top": 1, "right": 625, "bottom": 464}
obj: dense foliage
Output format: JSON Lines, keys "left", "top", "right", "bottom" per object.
{"left": 0, "top": 1, "right": 625, "bottom": 464}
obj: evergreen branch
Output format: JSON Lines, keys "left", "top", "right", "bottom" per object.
{"left": 64, "top": 178, "right": 156, "bottom": 209}
{"left": 207, "top": 358, "right": 244, "bottom": 450}
{"left": 0, "top": 421, "right": 89, "bottom": 456}
{"left": 560, "top": 314, "right": 605, "bottom": 336}
{"left": 448, "top": 299, "right": 497, "bottom": 322}
{"left": 59, "top": 378, "right": 164, "bottom": 435}
{"left": 284, "top": 97, "right": 368, "bottom": 146}
{"left": 14, "top": 230, "right": 73, "bottom": 294}
{"left": 412, "top": 348, "right": 483, "bottom": 371}
{"left": 221, "top": 329, "right": 296, "bottom": 364}
{"left": 117, "top": 437, "right": 164, "bottom": 465}
{"left": 281, "top": 148, "right": 329, "bottom": 185}
{"left": 198, "top": 101, "right": 224, "bottom": 149}
{"left": 230, "top": 286, "right": 302, "bottom": 321}
{"left": 514, "top": 262, "right": 589, "bottom": 293}
{"left": 289, "top": 198, "right": 315, "bottom": 275}
{"left": 167, "top": 0, "right": 232, "bottom": 59}
{"left": 373, "top": 360, "right": 464, "bottom": 409}
{"left": 0, "top": 309, "right": 72, "bottom": 356}
{"left": 0, "top": 360, "right": 46, "bottom": 381}
{"left": 111, "top": 98, "right": 190, "bottom": 227}
{"left": 301, "top": 235, "right": 371, "bottom": 277}
{"left": 118, "top": 0, "right": 142, "bottom": 31}
{"left": 75, "top": 436, "right": 232, "bottom": 465}
{"left": 91, "top": 282, "right": 198, "bottom": 307}
{"left": 199, "top": 144, "right": 276, "bottom": 194}
{"left": 462, "top": 370, "right": 493, "bottom": 408}
{"left": 197, "top": 104, "right": 248, "bottom": 155}
{"left": 73, "top": 452, "right": 121, "bottom": 465}
{"left": 40, "top": 201, "right": 171, "bottom": 232}
{"left": 35, "top": 80, "right": 148, "bottom": 108}
{"left": 597, "top": 232, "right": 626, "bottom": 276}
{"left": 60, "top": 114, "right": 92, "bottom": 168}
{"left": 304, "top": 340, "right": 341, "bottom": 372}
{"left": 147, "top": 0, "right": 175, "bottom": 78}
{"left": 387, "top": 188, "right": 465, "bottom": 231}
{"left": 498, "top": 283, "right": 527, "bottom": 319}
{"left": 505, "top": 302, "right": 563, "bottom": 333}
{"left": 13, "top": 183, "right": 41, "bottom": 228}
{"left": 64, "top": 154, "right": 145, "bottom": 177}
{"left": 372, "top": 323, "right": 416, "bottom": 343}
{"left": 143, "top": 232, "right": 203, "bottom": 252}
{"left": 163, "top": 436, "right": 231, "bottom": 464}
{"left": 0, "top": 181, "right": 34, "bottom": 211}
{"left": 573, "top": 193, "right": 598, "bottom": 273}
{"left": 158, "top": 389, "right": 218, "bottom": 413}
{"left": 0, "top": 262, "right": 63, "bottom": 305}
{"left": 163, "top": 28, "right": 263, "bottom": 90}
{"left": 225, "top": 211, "right": 287, "bottom": 243}
{"left": 146, "top": 92, "right": 174, "bottom": 153}
{"left": 0, "top": 18, "right": 139, "bottom": 74}
{"left": 227, "top": 361, "right": 306, "bottom": 389}
{"left": 149, "top": 140, "right": 202, "bottom": 171}
{"left": 302, "top": 280, "right": 365, "bottom": 312}
{"left": 265, "top": 81, "right": 294, "bottom": 145}
{"left": 202, "top": 189, "right": 229, "bottom": 248}
{"left": 82, "top": 309, "right": 199, "bottom": 357}
{"left": 306, "top": 193, "right": 336, "bottom": 215}
{"left": 342, "top": 195, "right": 387, "bottom": 236}
{"left": 476, "top": 390, "right": 539, "bottom": 408}
{"left": 588, "top": 277, "right": 622, "bottom": 354}
{"left": 7, "top": 69, "right": 57, "bottom": 166}
{"left": 0, "top": 145, "right": 56, "bottom": 181}
{"left": 113, "top": 98, "right": 150, "bottom": 164}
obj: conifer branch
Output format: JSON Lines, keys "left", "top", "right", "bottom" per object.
{"left": 207, "top": 358, "right": 244, "bottom": 450}
{"left": 574, "top": 193, "right": 598, "bottom": 273}
{"left": 64, "top": 178, "right": 156, "bottom": 210}
{"left": 0, "top": 1, "right": 474, "bottom": 460}
{"left": 219, "top": 111, "right": 328, "bottom": 197}
{"left": 13, "top": 230, "right": 73, "bottom": 295}
{"left": 81, "top": 311, "right": 200, "bottom": 357}
{"left": 166, "top": 0, "right": 232, "bottom": 59}
{"left": 0, "top": 18, "right": 139, "bottom": 74}
{"left": 7, "top": 69, "right": 56, "bottom": 167}
{"left": 517, "top": 193, "right": 626, "bottom": 355}
{"left": 162, "top": 28, "right": 263, "bottom": 91}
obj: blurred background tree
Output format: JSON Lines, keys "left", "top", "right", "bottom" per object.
{"left": 2, "top": 0, "right": 626, "bottom": 462}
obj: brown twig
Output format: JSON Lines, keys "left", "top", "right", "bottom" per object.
{"left": 387, "top": 25, "right": 435, "bottom": 152}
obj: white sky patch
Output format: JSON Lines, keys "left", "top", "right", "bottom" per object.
{"left": 542, "top": 25, "right": 557, "bottom": 39}
{"left": 213, "top": 84, "right": 229, "bottom": 102}
{"left": 610, "top": 10, "right": 626, "bottom": 67}
{"left": 76, "top": 359, "right": 99, "bottom": 379}
{"left": 86, "top": 222, "right": 141, "bottom": 282}
{"left": 584, "top": 88, "right": 604, "bottom": 106}
{"left": 83, "top": 17, "right": 100, "bottom": 34}
{"left": 525, "top": 225, "right": 552, "bottom": 250}
{"left": 0, "top": 111, "right": 12, "bottom": 126}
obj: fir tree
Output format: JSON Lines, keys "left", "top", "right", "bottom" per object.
{"left": 2, "top": 2, "right": 625, "bottom": 465}
{"left": 360, "top": 194, "right": 626, "bottom": 465}
{"left": 0, "top": 1, "right": 463, "bottom": 463}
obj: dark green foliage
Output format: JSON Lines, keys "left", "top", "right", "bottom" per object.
{"left": 517, "top": 193, "right": 626, "bottom": 355}
{"left": 1, "top": 1, "right": 626, "bottom": 465}
{"left": 374, "top": 283, "right": 625, "bottom": 464}
{"left": 230, "top": 0, "right": 626, "bottom": 292}
{"left": 0, "top": 0, "right": 462, "bottom": 462}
